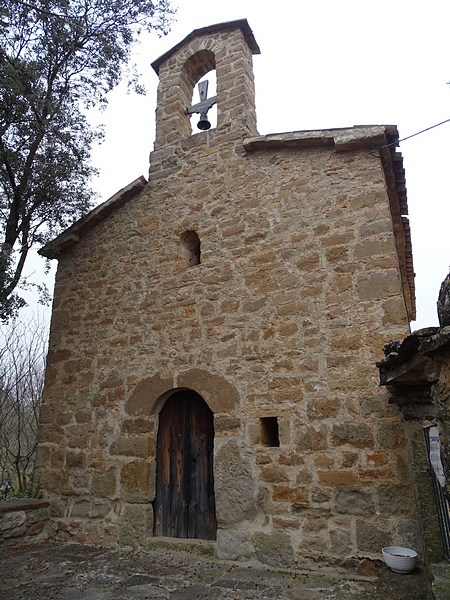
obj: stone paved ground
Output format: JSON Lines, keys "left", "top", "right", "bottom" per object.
{"left": 0, "top": 542, "right": 434, "bottom": 600}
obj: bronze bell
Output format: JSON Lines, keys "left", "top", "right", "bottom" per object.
{"left": 197, "top": 112, "right": 211, "bottom": 131}
{"left": 186, "top": 80, "right": 217, "bottom": 131}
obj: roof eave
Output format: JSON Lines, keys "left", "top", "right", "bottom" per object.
{"left": 39, "top": 176, "right": 147, "bottom": 259}
{"left": 151, "top": 19, "right": 260, "bottom": 75}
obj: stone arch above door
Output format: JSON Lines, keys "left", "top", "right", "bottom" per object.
{"left": 125, "top": 369, "right": 240, "bottom": 418}
{"left": 125, "top": 373, "right": 175, "bottom": 417}
{"left": 176, "top": 369, "right": 240, "bottom": 415}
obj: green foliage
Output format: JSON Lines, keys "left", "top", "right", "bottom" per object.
{"left": 0, "top": 0, "right": 174, "bottom": 320}
{"left": 2, "top": 475, "right": 42, "bottom": 500}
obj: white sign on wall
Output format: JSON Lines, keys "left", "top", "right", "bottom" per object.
{"left": 428, "top": 426, "right": 446, "bottom": 488}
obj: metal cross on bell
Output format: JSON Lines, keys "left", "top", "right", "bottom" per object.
{"left": 185, "top": 80, "right": 217, "bottom": 131}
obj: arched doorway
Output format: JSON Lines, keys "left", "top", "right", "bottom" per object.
{"left": 153, "top": 389, "right": 217, "bottom": 540}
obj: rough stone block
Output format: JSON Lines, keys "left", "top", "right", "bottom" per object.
{"left": 253, "top": 531, "right": 295, "bottom": 567}
{"left": 382, "top": 297, "right": 408, "bottom": 325}
{"left": 214, "top": 414, "right": 240, "bottom": 434}
{"left": 260, "top": 465, "right": 289, "bottom": 483}
{"left": 119, "top": 503, "right": 153, "bottom": 547}
{"left": 3, "top": 524, "right": 27, "bottom": 538}
{"left": 356, "top": 520, "right": 392, "bottom": 552}
{"left": 91, "top": 469, "right": 117, "bottom": 498}
{"left": 91, "top": 500, "right": 113, "bottom": 518}
{"left": 0, "top": 511, "right": 26, "bottom": 532}
{"left": 314, "top": 454, "right": 335, "bottom": 469}
{"left": 296, "top": 471, "right": 313, "bottom": 485}
{"left": 38, "top": 423, "right": 64, "bottom": 445}
{"left": 357, "top": 270, "right": 401, "bottom": 301}
{"left": 296, "top": 425, "right": 328, "bottom": 452}
{"left": 309, "top": 487, "right": 333, "bottom": 504}
{"left": 71, "top": 500, "right": 91, "bottom": 517}
{"left": 278, "top": 418, "right": 291, "bottom": 445}
{"left": 376, "top": 420, "right": 405, "bottom": 449}
{"left": 272, "top": 517, "right": 299, "bottom": 529}
{"left": 26, "top": 520, "right": 45, "bottom": 535}
{"left": 120, "top": 417, "right": 152, "bottom": 435}
{"left": 341, "top": 451, "right": 359, "bottom": 468}
{"left": 335, "top": 489, "right": 375, "bottom": 516}
{"left": 125, "top": 373, "right": 174, "bottom": 416}
{"left": 332, "top": 423, "right": 374, "bottom": 449}
{"left": 358, "top": 218, "right": 393, "bottom": 237}
{"left": 51, "top": 498, "right": 68, "bottom": 517}
{"left": 74, "top": 410, "right": 92, "bottom": 424}
{"left": 36, "top": 468, "right": 72, "bottom": 494}
{"left": 177, "top": 369, "right": 240, "bottom": 414}
{"left": 109, "top": 436, "right": 152, "bottom": 458}
{"left": 302, "top": 534, "right": 328, "bottom": 552}
{"left": 66, "top": 450, "right": 86, "bottom": 469}
{"left": 330, "top": 528, "right": 352, "bottom": 554}
{"left": 26, "top": 506, "right": 52, "bottom": 524}
{"left": 318, "top": 470, "right": 359, "bottom": 486}
{"left": 377, "top": 485, "right": 416, "bottom": 517}
{"left": 216, "top": 528, "right": 254, "bottom": 561}
{"left": 272, "top": 485, "right": 308, "bottom": 504}
{"left": 307, "top": 398, "right": 340, "bottom": 420}
{"left": 304, "top": 517, "right": 327, "bottom": 532}
{"left": 278, "top": 452, "right": 305, "bottom": 466}
{"left": 214, "top": 440, "right": 256, "bottom": 525}
{"left": 72, "top": 473, "right": 91, "bottom": 491}
{"left": 38, "top": 404, "right": 56, "bottom": 424}
{"left": 120, "top": 460, "right": 155, "bottom": 503}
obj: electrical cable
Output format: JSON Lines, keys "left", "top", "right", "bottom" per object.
{"left": 391, "top": 117, "right": 450, "bottom": 147}
{"left": 370, "top": 117, "right": 450, "bottom": 155}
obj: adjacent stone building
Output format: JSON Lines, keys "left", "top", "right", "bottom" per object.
{"left": 36, "top": 19, "right": 419, "bottom": 566}
{"left": 378, "top": 325, "right": 450, "bottom": 565}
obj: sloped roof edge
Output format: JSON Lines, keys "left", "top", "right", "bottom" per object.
{"left": 151, "top": 19, "right": 260, "bottom": 75}
{"left": 39, "top": 176, "right": 147, "bottom": 259}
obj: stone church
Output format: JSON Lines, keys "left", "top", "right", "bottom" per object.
{"left": 36, "top": 19, "right": 419, "bottom": 566}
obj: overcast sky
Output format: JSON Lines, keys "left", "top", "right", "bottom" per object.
{"left": 26, "top": 0, "right": 450, "bottom": 331}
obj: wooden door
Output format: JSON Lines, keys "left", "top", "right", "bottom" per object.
{"left": 153, "top": 390, "right": 217, "bottom": 539}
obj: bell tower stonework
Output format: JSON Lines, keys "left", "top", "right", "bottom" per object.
{"left": 151, "top": 20, "right": 259, "bottom": 150}
{"left": 37, "top": 20, "right": 419, "bottom": 567}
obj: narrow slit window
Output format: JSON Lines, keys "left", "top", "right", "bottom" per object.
{"left": 260, "top": 417, "right": 280, "bottom": 447}
{"left": 180, "top": 230, "right": 201, "bottom": 266}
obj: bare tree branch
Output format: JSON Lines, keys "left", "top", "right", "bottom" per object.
{"left": 0, "top": 317, "right": 47, "bottom": 493}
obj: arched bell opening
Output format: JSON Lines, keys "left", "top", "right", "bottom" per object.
{"left": 153, "top": 389, "right": 217, "bottom": 540}
{"left": 182, "top": 50, "right": 217, "bottom": 134}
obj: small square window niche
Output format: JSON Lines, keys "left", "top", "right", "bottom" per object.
{"left": 260, "top": 417, "right": 280, "bottom": 447}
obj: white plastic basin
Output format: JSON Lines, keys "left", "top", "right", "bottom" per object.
{"left": 382, "top": 546, "right": 417, "bottom": 573}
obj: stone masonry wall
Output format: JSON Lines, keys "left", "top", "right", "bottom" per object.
{"left": 36, "top": 130, "right": 417, "bottom": 565}
{"left": 0, "top": 499, "right": 51, "bottom": 546}
{"left": 377, "top": 328, "right": 450, "bottom": 565}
